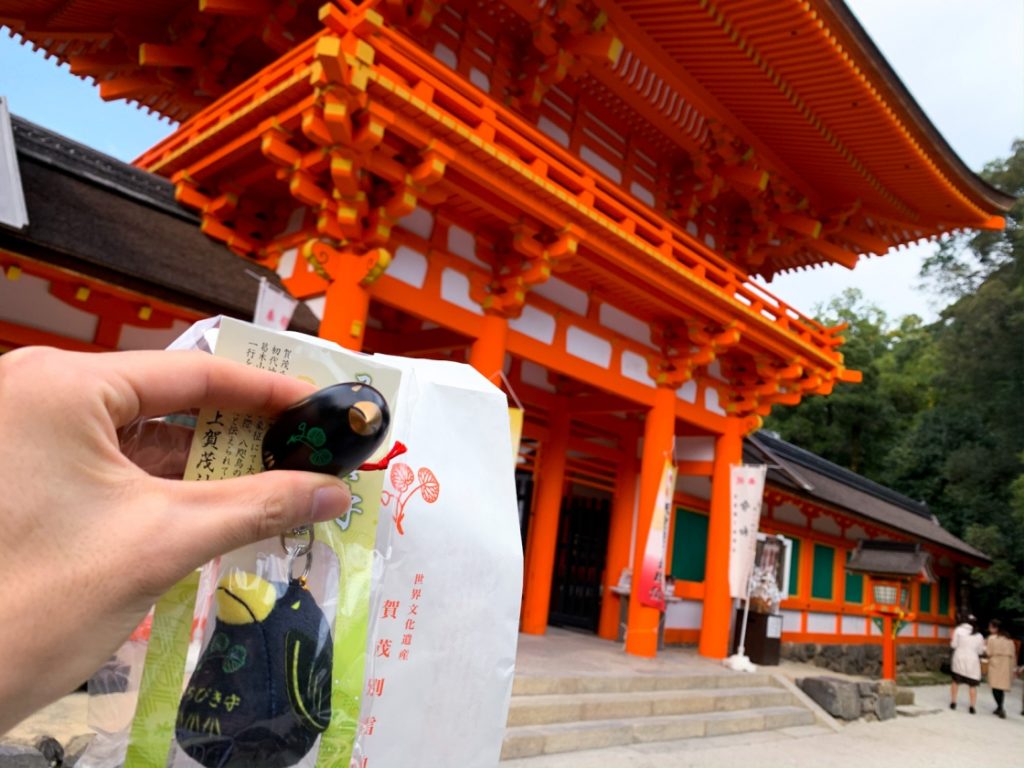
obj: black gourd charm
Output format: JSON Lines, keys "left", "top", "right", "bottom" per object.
{"left": 175, "top": 572, "right": 333, "bottom": 768}
{"left": 261, "top": 382, "right": 390, "bottom": 476}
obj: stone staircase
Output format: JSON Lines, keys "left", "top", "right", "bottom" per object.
{"left": 501, "top": 671, "right": 817, "bottom": 760}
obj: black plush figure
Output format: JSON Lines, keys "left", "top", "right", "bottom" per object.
{"left": 176, "top": 572, "right": 333, "bottom": 768}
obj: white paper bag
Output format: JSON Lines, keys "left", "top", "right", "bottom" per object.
{"left": 354, "top": 355, "right": 523, "bottom": 768}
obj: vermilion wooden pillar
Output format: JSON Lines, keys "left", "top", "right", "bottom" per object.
{"left": 597, "top": 426, "right": 640, "bottom": 641}
{"left": 469, "top": 312, "right": 508, "bottom": 378}
{"left": 625, "top": 386, "right": 676, "bottom": 657}
{"left": 882, "top": 615, "right": 896, "bottom": 680}
{"left": 699, "top": 419, "right": 743, "bottom": 658}
{"left": 520, "top": 405, "right": 570, "bottom": 634}
{"left": 320, "top": 276, "right": 370, "bottom": 351}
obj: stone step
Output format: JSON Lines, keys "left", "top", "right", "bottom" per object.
{"left": 512, "top": 672, "right": 779, "bottom": 696}
{"left": 501, "top": 705, "right": 816, "bottom": 760}
{"left": 507, "top": 686, "right": 798, "bottom": 727}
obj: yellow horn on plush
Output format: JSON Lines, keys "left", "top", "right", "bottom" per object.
{"left": 216, "top": 571, "right": 277, "bottom": 625}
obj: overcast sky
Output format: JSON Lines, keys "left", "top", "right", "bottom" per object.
{"left": 1, "top": 1, "right": 1021, "bottom": 324}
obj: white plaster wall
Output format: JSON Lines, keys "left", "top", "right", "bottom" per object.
{"left": 676, "top": 476, "right": 711, "bottom": 500}
{"left": 389, "top": 245, "right": 428, "bottom": 289}
{"left": 806, "top": 612, "right": 837, "bottom": 634}
{"left": 118, "top": 319, "right": 192, "bottom": 350}
{"left": 620, "top": 350, "right": 654, "bottom": 386}
{"left": 677, "top": 380, "right": 698, "bottom": 403}
{"left": 599, "top": 303, "right": 654, "bottom": 348}
{"left": 580, "top": 145, "right": 622, "bottom": 183}
{"left": 841, "top": 615, "right": 867, "bottom": 635}
{"left": 772, "top": 503, "right": 806, "bottom": 528}
{"left": 0, "top": 272, "right": 97, "bottom": 342}
{"left": 532, "top": 277, "right": 588, "bottom": 315}
{"left": 509, "top": 305, "right": 556, "bottom": 344}
{"left": 537, "top": 115, "right": 569, "bottom": 148}
{"left": 446, "top": 225, "right": 487, "bottom": 268}
{"left": 677, "top": 437, "right": 715, "bottom": 462}
{"left": 664, "top": 599, "right": 703, "bottom": 630}
{"left": 704, "top": 386, "right": 724, "bottom": 415}
{"left": 440, "top": 268, "right": 482, "bottom": 315}
{"left": 782, "top": 610, "right": 802, "bottom": 634}
{"left": 520, "top": 360, "right": 555, "bottom": 392}
{"left": 811, "top": 515, "right": 842, "bottom": 537}
{"left": 397, "top": 207, "right": 434, "bottom": 240}
{"left": 305, "top": 295, "right": 325, "bottom": 321}
{"left": 566, "top": 325, "right": 612, "bottom": 368}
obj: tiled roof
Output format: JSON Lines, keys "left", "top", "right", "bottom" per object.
{"left": 747, "top": 431, "right": 988, "bottom": 563}
{"left": 1, "top": 114, "right": 318, "bottom": 331}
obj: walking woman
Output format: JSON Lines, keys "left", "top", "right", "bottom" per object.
{"left": 950, "top": 614, "right": 985, "bottom": 713}
{"left": 985, "top": 619, "right": 1015, "bottom": 718}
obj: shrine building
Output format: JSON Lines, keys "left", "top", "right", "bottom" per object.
{"left": 0, "top": 0, "right": 1012, "bottom": 663}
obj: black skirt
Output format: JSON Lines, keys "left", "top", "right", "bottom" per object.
{"left": 951, "top": 671, "right": 980, "bottom": 687}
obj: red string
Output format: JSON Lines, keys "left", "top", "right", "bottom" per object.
{"left": 359, "top": 441, "right": 408, "bottom": 471}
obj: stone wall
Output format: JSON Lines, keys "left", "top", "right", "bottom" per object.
{"left": 797, "top": 677, "right": 898, "bottom": 722}
{"left": 896, "top": 643, "right": 951, "bottom": 673}
{"left": 781, "top": 642, "right": 949, "bottom": 677}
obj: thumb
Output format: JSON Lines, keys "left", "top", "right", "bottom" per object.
{"left": 150, "top": 472, "right": 351, "bottom": 571}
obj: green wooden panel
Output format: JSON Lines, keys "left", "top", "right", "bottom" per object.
{"left": 919, "top": 582, "right": 933, "bottom": 614}
{"left": 671, "top": 508, "right": 709, "bottom": 583}
{"left": 788, "top": 538, "right": 801, "bottom": 596}
{"left": 844, "top": 550, "right": 863, "bottom": 603}
{"left": 938, "top": 577, "right": 950, "bottom": 615}
{"left": 811, "top": 543, "right": 834, "bottom": 600}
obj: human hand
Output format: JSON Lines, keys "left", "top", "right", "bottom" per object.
{"left": 0, "top": 348, "right": 352, "bottom": 733}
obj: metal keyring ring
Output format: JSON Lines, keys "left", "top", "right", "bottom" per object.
{"left": 281, "top": 525, "right": 315, "bottom": 583}
{"left": 280, "top": 525, "right": 315, "bottom": 556}
{"left": 287, "top": 547, "right": 314, "bottom": 584}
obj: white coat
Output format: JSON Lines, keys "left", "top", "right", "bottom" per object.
{"left": 950, "top": 623, "right": 985, "bottom": 681}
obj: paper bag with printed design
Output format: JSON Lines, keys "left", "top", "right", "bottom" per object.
{"left": 352, "top": 355, "right": 523, "bottom": 767}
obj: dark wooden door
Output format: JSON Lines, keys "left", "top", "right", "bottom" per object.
{"left": 548, "top": 493, "right": 611, "bottom": 631}
{"left": 515, "top": 470, "right": 534, "bottom": 551}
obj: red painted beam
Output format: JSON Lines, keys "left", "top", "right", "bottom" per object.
{"left": 0, "top": 319, "right": 106, "bottom": 353}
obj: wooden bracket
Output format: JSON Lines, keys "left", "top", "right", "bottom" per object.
{"left": 469, "top": 223, "right": 580, "bottom": 317}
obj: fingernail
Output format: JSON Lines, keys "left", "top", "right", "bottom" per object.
{"left": 311, "top": 484, "right": 350, "bottom": 522}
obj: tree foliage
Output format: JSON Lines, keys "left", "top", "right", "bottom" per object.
{"left": 766, "top": 140, "right": 1024, "bottom": 621}
{"left": 764, "top": 289, "right": 934, "bottom": 478}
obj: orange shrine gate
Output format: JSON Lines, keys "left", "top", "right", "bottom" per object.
{"left": 0, "top": 0, "right": 1010, "bottom": 660}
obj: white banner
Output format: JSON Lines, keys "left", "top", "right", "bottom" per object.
{"left": 728, "top": 464, "right": 767, "bottom": 599}
{"left": 253, "top": 277, "right": 298, "bottom": 330}
{"left": 637, "top": 458, "right": 676, "bottom": 611}
{"left": 0, "top": 96, "right": 29, "bottom": 230}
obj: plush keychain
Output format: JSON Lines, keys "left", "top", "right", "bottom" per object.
{"left": 176, "top": 382, "right": 391, "bottom": 768}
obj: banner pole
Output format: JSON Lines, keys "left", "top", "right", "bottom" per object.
{"left": 736, "top": 576, "right": 752, "bottom": 657}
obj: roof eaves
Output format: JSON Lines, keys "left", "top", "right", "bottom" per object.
{"left": 821, "top": 0, "right": 1016, "bottom": 214}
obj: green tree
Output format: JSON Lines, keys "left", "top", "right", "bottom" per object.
{"left": 905, "top": 140, "right": 1024, "bottom": 618}
{"left": 922, "top": 139, "right": 1023, "bottom": 300}
{"left": 764, "top": 288, "right": 928, "bottom": 478}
